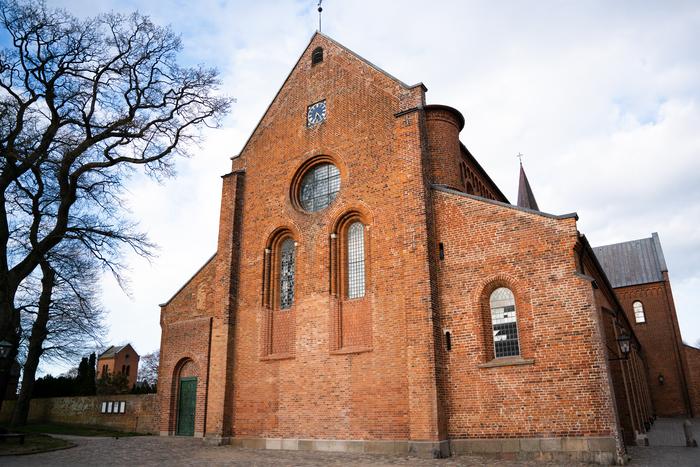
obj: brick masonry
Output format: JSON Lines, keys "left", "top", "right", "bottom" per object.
{"left": 0, "top": 394, "right": 159, "bottom": 434}
{"left": 682, "top": 344, "right": 700, "bottom": 417}
{"left": 432, "top": 189, "right": 618, "bottom": 440}
{"left": 97, "top": 344, "right": 140, "bottom": 389}
{"left": 155, "top": 32, "right": 672, "bottom": 464}
{"left": 615, "top": 278, "right": 693, "bottom": 417}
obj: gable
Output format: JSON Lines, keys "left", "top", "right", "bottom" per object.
{"left": 233, "top": 32, "right": 425, "bottom": 163}
{"left": 117, "top": 343, "right": 137, "bottom": 358}
{"left": 98, "top": 343, "right": 138, "bottom": 360}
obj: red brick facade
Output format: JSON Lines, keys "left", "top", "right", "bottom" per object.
{"left": 97, "top": 344, "right": 140, "bottom": 389}
{"left": 433, "top": 191, "right": 618, "bottom": 440}
{"left": 157, "top": 33, "right": 690, "bottom": 462}
{"left": 683, "top": 345, "right": 700, "bottom": 417}
{"left": 614, "top": 279, "right": 692, "bottom": 417}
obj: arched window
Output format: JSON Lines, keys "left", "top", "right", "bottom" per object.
{"left": 279, "top": 238, "right": 296, "bottom": 309}
{"left": 261, "top": 231, "right": 298, "bottom": 357}
{"left": 329, "top": 213, "right": 372, "bottom": 352}
{"left": 311, "top": 46, "right": 324, "bottom": 65}
{"left": 633, "top": 301, "right": 645, "bottom": 323}
{"left": 460, "top": 161, "right": 468, "bottom": 189}
{"left": 490, "top": 287, "right": 520, "bottom": 358}
{"left": 347, "top": 221, "right": 365, "bottom": 299}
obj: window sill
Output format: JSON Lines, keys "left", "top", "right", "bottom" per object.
{"left": 478, "top": 356, "right": 534, "bottom": 369}
{"left": 330, "top": 346, "right": 372, "bottom": 355}
{"left": 342, "top": 296, "right": 368, "bottom": 303}
{"left": 260, "top": 353, "right": 295, "bottom": 361}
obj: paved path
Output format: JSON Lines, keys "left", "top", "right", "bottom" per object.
{"left": 646, "top": 417, "right": 698, "bottom": 447}
{"left": 0, "top": 436, "right": 587, "bottom": 466}
{"left": 628, "top": 446, "right": 700, "bottom": 466}
{"left": 1, "top": 435, "right": 698, "bottom": 466}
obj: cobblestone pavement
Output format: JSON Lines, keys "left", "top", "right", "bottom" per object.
{"left": 646, "top": 417, "right": 698, "bottom": 447}
{"left": 627, "top": 446, "right": 700, "bottom": 466}
{"left": 2, "top": 435, "right": 699, "bottom": 466}
{"left": 0, "top": 436, "right": 587, "bottom": 467}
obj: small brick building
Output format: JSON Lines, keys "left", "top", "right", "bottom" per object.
{"left": 158, "top": 33, "right": 698, "bottom": 463}
{"left": 97, "top": 344, "right": 140, "bottom": 389}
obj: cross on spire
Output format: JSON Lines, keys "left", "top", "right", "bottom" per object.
{"left": 517, "top": 152, "right": 524, "bottom": 166}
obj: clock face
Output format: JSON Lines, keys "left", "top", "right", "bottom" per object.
{"left": 307, "top": 100, "right": 327, "bottom": 126}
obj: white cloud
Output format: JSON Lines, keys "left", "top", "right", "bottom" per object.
{"left": 39, "top": 0, "right": 700, "bottom": 372}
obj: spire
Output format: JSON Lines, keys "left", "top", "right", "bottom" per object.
{"left": 517, "top": 157, "right": 539, "bottom": 211}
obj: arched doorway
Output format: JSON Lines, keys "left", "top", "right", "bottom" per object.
{"left": 174, "top": 359, "right": 198, "bottom": 436}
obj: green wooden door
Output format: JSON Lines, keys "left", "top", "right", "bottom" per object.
{"left": 176, "top": 377, "right": 197, "bottom": 436}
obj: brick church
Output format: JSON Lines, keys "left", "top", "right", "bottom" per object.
{"left": 157, "top": 33, "right": 699, "bottom": 463}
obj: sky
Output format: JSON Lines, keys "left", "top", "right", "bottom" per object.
{"left": 37, "top": 0, "right": 700, "bottom": 373}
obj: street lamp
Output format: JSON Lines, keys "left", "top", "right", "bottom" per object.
{"left": 609, "top": 332, "right": 631, "bottom": 361}
{"left": 617, "top": 332, "right": 631, "bottom": 357}
{"left": 0, "top": 339, "right": 11, "bottom": 359}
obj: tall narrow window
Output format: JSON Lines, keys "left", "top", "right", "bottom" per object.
{"left": 460, "top": 161, "right": 468, "bottom": 191}
{"left": 347, "top": 221, "right": 365, "bottom": 299}
{"left": 311, "top": 46, "right": 324, "bottom": 65}
{"left": 490, "top": 287, "right": 520, "bottom": 358}
{"left": 633, "top": 301, "right": 645, "bottom": 323}
{"left": 279, "top": 238, "right": 296, "bottom": 309}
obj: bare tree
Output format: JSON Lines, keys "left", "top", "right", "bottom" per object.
{"left": 138, "top": 349, "right": 159, "bottom": 387}
{"left": 0, "top": 0, "right": 232, "bottom": 406}
{"left": 11, "top": 240, "right": 106, "bottom": 425}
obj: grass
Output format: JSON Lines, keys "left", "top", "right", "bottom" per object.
{"left": 0, "top": 433, "right": 75, "bottom": 456}
{"left": 0, "top": 422, "right": 146, "bottom": 455}
{"left": 14, "top": 422, "right": 144, "bottom": 437}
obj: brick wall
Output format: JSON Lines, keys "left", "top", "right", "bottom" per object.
{"left": 459, "top": 147, "right": 499, "bottom": 200}
{"left": 158, "top": 315, "right": 212, "bottom": 436}
{"left": 222, "top": 33, "right": 434, "bottom": 442}
{"left": 615, "top": 281, "right": 691, "bottom": 416}
{"left": 683, "top": 344, "right": 700, "bottom": 417}
{"left": 159, "top": 33, "right": 440, "bottom": 443}
{"left": 432, "top": 188, "right": 621, "bottom": 448}
{"left": 157, "top": 252, "right": 217, "bottom": 436}
{"left": 577, "top": 246, "right": 654, "bottom": 446}
{"left": 0, "top": 394, "right": 158, "bottom": 434}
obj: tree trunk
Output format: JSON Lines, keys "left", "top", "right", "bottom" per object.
{"left": 0, "top": 289, "right": 21, "bottom": 413}
{"left": 10, "top": 261, "right": 54, "bottom": 427}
